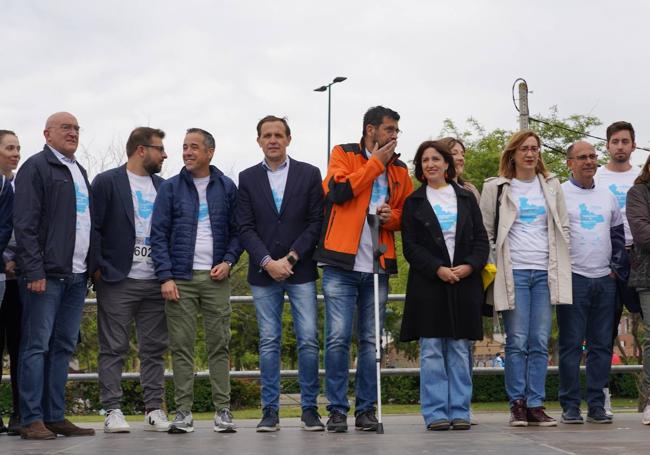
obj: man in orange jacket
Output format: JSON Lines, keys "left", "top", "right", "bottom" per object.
{"left": 315, "top": 106, "right": 413, "bottom": 432}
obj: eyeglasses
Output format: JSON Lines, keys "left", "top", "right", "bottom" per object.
{"left": 571, "top": 153, "right": 598, "bottom": 162}
{"left": 518, "top": 146, "right": 540, "bottom": 154}
{"left": 143, "top": 144, "right": 165, "bottom": 153}
{"left": 51, "top": 124, "right": 81, "bottom": 133}
{"left": 383, "top": 126, "right": 402, "bottom": 136}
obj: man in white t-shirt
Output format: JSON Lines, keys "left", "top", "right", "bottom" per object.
{"left": 595, "top": 121, "right": 640, "bottom": 416}
{"left": 13, "top": 112, "right": 95, "bottom": 439}
{"left": 558, "top": 141, "right": 627, "bottom": 425}
{"left": 92, "top": 127, "right": 169, "bottom": 433}
{"left": 151, "top": 128, "right": 241, "bottom": 435}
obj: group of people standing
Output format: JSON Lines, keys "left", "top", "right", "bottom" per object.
{"left": 0, "top": 107, "right": 649, "bottom": 441}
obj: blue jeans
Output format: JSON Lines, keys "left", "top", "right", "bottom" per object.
{"left": 18, "top": 274, "right": 87, "bottom": 425}
{"left": 557, "top": 273, "right": 616, "bottom": 411}
{"left": 419, "top": 338, "right": 472, "bottom": 425}
{"left": 322, "top": 266, "right": 387, "bottom": 415}
{"left": 502, "top": 269, "right": 551, "bottom": 407}
{"left": 251, "top": 281, "right": 319, "bottom": 411}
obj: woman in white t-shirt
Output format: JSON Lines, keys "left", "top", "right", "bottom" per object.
{"left": 400, "top": 140, "right": 489, "bottom": 431}
{"left": 479, "top": 131, "right": 571, "bottom": 428}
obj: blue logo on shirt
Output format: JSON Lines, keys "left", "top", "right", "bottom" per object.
{"left": 198, "top": 202, "right": 209, "bottom": 221}
{"left": 370, "top": 178, "right": 388, "bottom": 207}
{"left": 75, "top": 182, "right": 89, "bottom": 214}
{"left": 135, "top": 191, "right": 154, "bottom": 219}
{"left": 433, "top": 205, "right": 457, "bottom": 231}
{"left": 578, "top": 203, "right": 604, "bottom": 230}
{"left": 518, "top": 197, "right": 545, "bottom": 223}
{"left": 608, "top": 184, "right": 627, "bottom": 209}
{"left": 271, "top": 189, "right": 283, "bottom": 212}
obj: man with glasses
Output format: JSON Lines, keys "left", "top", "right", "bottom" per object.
{"left": 14, "top": 112, "right": 95, "bottom": 439}
{"left": 91, "top": 127, "right": 170, "bottom": 433}
{"left": 595, "top": 121, "right": 641, "bottom": 417}
{"left": 558, "top": 141, "right": 627, "bottom": 424}
{"left": 151, "top": 128, "right": 241, "bottom": 434}
{"left": 314, "top": 106, "right": 413, "bottom": 432}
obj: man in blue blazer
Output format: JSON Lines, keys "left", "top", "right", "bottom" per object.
{"left": 91, "top": 127, "right": 170, "bottom": 433}
{"left": 237, "top": 116, "right": 324, "bottom": 432}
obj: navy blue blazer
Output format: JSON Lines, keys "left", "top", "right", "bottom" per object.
{"left": 91, "top": 164, "right": 163, "bottom": 283}
{"left": 237, "top": 158, "right": 323, "bottom": 286}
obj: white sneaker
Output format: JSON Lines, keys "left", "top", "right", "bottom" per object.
{"left": 144, "top": 409, "right": 170, "bottom": 432}
{"left": 104, "top": 409, "right": 131, "bottom": 433}
{"left": 642, "top": 404, "right": 650, "bottom": 425}
{"left": 214, "top": 408, "right": 237, "bottom": 433}
{"left": 603, "top": 387, "right": 614, "bottom": 418}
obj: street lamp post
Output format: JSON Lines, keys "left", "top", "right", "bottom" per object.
{"left": 314, "top": 76, "right": 347, "bottom": 165}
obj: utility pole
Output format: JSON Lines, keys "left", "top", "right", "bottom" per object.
{"left": 518, "top": 80, "right": 529, "bottom": 130}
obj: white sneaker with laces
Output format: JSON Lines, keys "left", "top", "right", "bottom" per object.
{"left": 603, "top": 387, "right": 614, "bottom": 418}
{"left": 104, "top": 409, "right": 131, "bottom": 433}
{"left": 144, "top": 409, "right": 170, "bottom": 432}
{"left": 642, "top": 404, "right": 650, "bottom": 425}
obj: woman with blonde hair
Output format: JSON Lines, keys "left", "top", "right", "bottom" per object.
{"left": 479, "top": 130, "right": 571, "bottom": 427}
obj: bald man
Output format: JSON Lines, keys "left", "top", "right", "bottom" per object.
{"left": 14, "top": 112, "right": 95, "bottom": 439}
{"left": 557, "top": 141, "right": 627, "bottom": 425}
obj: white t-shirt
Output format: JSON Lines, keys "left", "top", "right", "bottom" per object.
{"left": 562, "top": 180, "right": 622, "bottom": 278}
{"left": 353, "top": 151, "right": 388, "bottom": 273}
{"left": 426, "top": 185, "right": 458, "bottom": 263}
{"left": 596, "top": 165, "right": 641, "bottom": 246}
{"left": 51, "top": 148, "right": 90, "bottom": 274}
{"left": 193, "top": 176, "right": 213, "bottom": 270}
{"left": 126, "top": 170, "right": 157, "bottom": 280}
{"left": 507, "top": 178, "right": 549, "bottom": 270}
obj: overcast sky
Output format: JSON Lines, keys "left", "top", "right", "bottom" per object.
{"left": 2, "top": 0, "right": 650, "bottom": 180}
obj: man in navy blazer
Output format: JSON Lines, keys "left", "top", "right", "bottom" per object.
{"left": 91, "top": 127, "right": 170, "bottom": 433}
{"left": 237, "top": 116, "right": 324, "bottom": 432}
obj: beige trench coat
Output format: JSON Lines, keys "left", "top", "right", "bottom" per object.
{"left": 480, "top": 174, "right": 572, "bottom": 311}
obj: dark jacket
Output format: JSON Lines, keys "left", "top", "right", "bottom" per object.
{"left": 91, "top": 164, "right": 164, "bottom": 283}
{"left": 0, "top": 176, "right": 13, "bottom": 271}
{"left": 237, "top": 158, "right": 323, "bottom": 286}
{"left": 399, "top": 182, "right": 489, "bottom": 341}
{"left": 150, "top": 165, "right": 242, "bottom": 282}
{"left": 13, "top": 145, "right": 94, "bottom": 281}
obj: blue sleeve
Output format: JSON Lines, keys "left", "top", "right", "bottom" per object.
{"left": 222, "top": 178, "right": 243, "bottom": 266}
{"left": 610, "top": 223, "right": 629, "bottom": 281}
{"left": 236, "top": 173, "right": 270, "bottom": 267}
{"left": 150, "top": 181, "right": 174, "bottom": 282}
{"left": 290, "top": 166, "right": 324, "bottom": 259}
{"left": 90, "top": 172, "right": 110, "bottom": 275}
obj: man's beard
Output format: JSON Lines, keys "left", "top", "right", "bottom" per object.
{"left": 143, "top": 157, "right": 162, "bottom": 175}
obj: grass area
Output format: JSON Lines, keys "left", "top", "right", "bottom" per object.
{"left": 69, "top": 399, "right": 641, "bottom": 423}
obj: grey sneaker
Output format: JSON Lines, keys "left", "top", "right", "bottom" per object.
{"left": 256, "top": 407, "right": 280, "bottom": 432}
{"left": 301, "top": 408, "right": 324, "bottom": 431}
{"left": 168, "top": 410, "right": 194, "bottom": 434}
{"left": 214, "top": 408, "right": 237, "bottom": 433}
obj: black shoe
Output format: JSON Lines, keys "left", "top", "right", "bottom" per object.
{"left": 256, "top": 407, "right": 279, "bottom": 432}
{"left": 427, "top": 419, "right": 450, "bottom": 431}
{"left": 355, "top": 409, "right": 379, "bottom": 431}
{"left": 301, "top": 408, "right": 324, "bottom": 431}
{"left": 7, "top": 414, "right": 21, "bottom": 436}
{"left": 561, "top": 408, "right": 584, "bottom": 424}
{"left": 451, "top": 418, "right": 471, "bottom": 430}
{"left": 587, "top": 407, "right": 612, "bottom": 424}
{"left": 326, "top": 410, "right": 348, "bottom": 433}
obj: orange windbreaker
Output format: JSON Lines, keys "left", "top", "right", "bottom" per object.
{"left": 314, "top": 142, "right": 413, "bottom": 273}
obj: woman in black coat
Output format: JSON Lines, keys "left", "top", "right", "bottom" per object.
{"left": 400, "top": 140, "right": 488, "bottom": 431}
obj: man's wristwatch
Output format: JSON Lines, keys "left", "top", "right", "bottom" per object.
{"left": 225, "top": 261, "right": 233, "bottom": 268}
{"left": 286, "top": 254, "right": 297, "bottom": 266}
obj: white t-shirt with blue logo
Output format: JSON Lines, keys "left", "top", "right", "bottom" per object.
{"left": 353, "top": 151, "right": 388, "bottom": 273}
{"left": 562, "top": 180, "right": 622, "bottom": 278}
{"left": 127, "top": 170, "right": 157, "bottom": 280}
{"left": 426, "top": 184, "right": 458, "bottom": 263}
{"left": 193, "top": 176, "right": 214, "bottom": 270}
{"left": 596, "top": 165, "right": 641, "bottom": 246}
{"left": 508, "top": 177, "right": 549, "bottom": 270}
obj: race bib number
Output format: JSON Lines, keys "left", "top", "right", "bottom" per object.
{"left": 133, "top": 236, "right": 152, "bottom": 263}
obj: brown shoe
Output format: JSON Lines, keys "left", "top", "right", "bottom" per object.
{"left": 45, "top": 419, "right": 95, "bottom": 437}
{"left": 509, "top": 399, "right": 528, "bottom": 427}
{"left": 21, "top": 420, "right": 57, "bottom": 440}
{"left": 527, "top": 406, "right": 557, "bottom": 427}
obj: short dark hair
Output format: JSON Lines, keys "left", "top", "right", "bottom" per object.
{"left": 256, "top": 115, "right": 291, "bottom": 138}
{"left": 126, "top": 127, "right": 165, "bottom": 157}
{"left": 0, "top": 130, "right": 17, "bottom": 144}
{"left": 606, "top": 121, "right": 635, "bottom": 143}
{"left": 362, "top": 106, "right": 400, "bottom": 138}
{"left": 413, "top": 140, "right": 456, "bottom": 183}
{"left": 186, "top": 128, "right": 215, "bottom": 150}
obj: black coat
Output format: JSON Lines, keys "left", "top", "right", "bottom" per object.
{"left": 399, "top": 182, "right": 489, "bottom": 341}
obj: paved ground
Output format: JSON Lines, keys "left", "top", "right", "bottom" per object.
{"left": 2, "top": 412, "right": 649, "bottom": 455}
